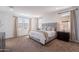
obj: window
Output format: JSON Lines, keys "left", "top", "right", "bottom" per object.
{"left": 17, "top": 16, "right": 30, "bottom": 36}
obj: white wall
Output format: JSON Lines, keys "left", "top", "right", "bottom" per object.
{"left": 41, "top": 12, "right": 58, "bottom": 23}
{"left": 39, "top": 11, "right": 65, "bottom": 24}
{"left": 0, "top": 11, "right": 14, "bottom": 39}
{"left": 38, "top": 12, "right": 59, "bottom": 28}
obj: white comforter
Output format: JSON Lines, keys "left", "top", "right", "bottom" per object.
{"left": 45, "top": 31, "right": 56, "bottom": 37}
{"left": 29, "top": 30, "right": 56, "bottom": 45}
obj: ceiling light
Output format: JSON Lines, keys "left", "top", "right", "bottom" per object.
{"left": 56, "top": 8, "right": 60, "bottom": 10}
{"left": 9, "top": 6, "right": 14, "bottom": 11}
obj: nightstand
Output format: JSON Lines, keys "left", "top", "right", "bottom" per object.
{"left": 57, "top": 31, "right": 70, "bottom": 42}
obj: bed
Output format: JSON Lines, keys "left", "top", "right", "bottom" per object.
{"left": 29, "top": 23, "right": 57, "bottom": 45}
{"left": 29, "top": 30, "right": 56, "bottom": 45}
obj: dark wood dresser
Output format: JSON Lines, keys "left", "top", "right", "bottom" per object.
{"left": 57, "top": 31, "right": 70, "bottom": 42}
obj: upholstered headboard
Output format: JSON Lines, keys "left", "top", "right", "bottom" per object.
{"left": 41, "top": 23, "right": 57, "bottom": 31}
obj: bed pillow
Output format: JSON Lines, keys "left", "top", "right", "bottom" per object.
{"left": 47, "top": 27, "right": 55, "bottom": 31}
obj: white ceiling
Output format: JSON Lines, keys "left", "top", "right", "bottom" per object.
{"left": 13, "top": 6, "right": 71, "bottom": 17}
{"left": 0, "top": 6, "right": 72, "bottom": 17}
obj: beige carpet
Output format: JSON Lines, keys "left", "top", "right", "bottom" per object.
{"left": 5, "top": 36, "right": 79, "bottom": 52}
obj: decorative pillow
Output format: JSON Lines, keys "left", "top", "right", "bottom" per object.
{"left": 42, "top": 26, "right": 47, "bottom": 31}
{"left": 47, "top": 27, "right": 51, "bottom": 31}
{"left": 52, "top": 28, "right": 55, "bottom": 31}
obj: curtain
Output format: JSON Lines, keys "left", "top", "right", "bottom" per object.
{"left": 70, "top": 10, "right": 77, "bottom": 41}
{"left": 13, "top": 16, "right": 17, "bottom": 37}
{"left": 28, "top": 18, "right": 32, "bottom": 33}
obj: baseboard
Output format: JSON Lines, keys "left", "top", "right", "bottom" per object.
{"left": 6, "top": 35, "right": 28, "bottom": 39}
{"left": 70, "top": 40, "right": 79, "bottom": 43}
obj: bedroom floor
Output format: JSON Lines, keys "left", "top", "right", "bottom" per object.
{"left": 5, "top": 36, "right": 79, "bottom": 52}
